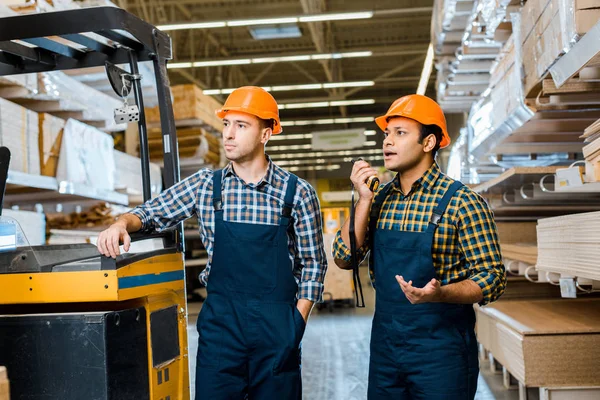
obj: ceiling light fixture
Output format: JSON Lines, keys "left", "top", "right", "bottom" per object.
{"left": 202, "top": 81, "right": 374, "bottom": 95}
{"left": 158, "top": 11, "right": 374, "bottom": 31}
{"left": 167, "top": 51, "right": 373, "bottom": 69}
{"left": 281, "top": 117, "right": 374, "bottom": 127}
{"left": 279, "top": 99, "right": 375, "bottom": 110}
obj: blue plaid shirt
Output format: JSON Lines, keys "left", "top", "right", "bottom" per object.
{"left": 130, "top": 158, "right": 328, "bottom": 302}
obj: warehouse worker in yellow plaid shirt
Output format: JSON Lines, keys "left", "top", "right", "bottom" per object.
{"left": 333, "top": 94, "right": 506, "bottom": 400}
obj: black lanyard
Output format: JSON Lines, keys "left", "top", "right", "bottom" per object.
{"left": 349, "top": 184, "right": 366, "bottom": 308}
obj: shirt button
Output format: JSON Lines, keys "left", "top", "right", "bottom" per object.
{"left": 242, "top": 206, "right": 247, "bottom": 211}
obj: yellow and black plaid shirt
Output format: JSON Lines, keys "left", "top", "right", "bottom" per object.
{"left": 332, "top": 162, "right": 506, "bottom": 305}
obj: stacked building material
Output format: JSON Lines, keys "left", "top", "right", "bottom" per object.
{"left": 146, "top": 84, "right": 223, "bottom": 133}
{"left": 583, "top": 118, "right": 600, "bottom": 181}
{"left": 536, "top": 210, "right": 600, "bottom": 281}
{"left": 0, "top": 98, "right": 40, "bottom": 175}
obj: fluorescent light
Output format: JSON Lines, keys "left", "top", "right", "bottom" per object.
{"left": 269, "top": 133, "right": 313, "bottom": 141}
{"left": 276, "top": 155, "right": 384, "bottom": 166}
{"left": 364, "top": 141, "right": 377, "bottom": 146}
{"left": 166, "top": 51, "right": 372, "bottom": 69}
{"left": 364, "top": 130, "right": 377, "bottom": 136}
{"left": 270, "top": 84, "right": 323, "bottom": 91}
{"left": 158, "top": 11, "right": 374, "bottom": 31}
{"left": 329, "top": 99, "right": 375, "bottom": 106}
{"left": 168, "top": 62, "right": 194, "bottom": 69}
{"left": 281, "top": 117, "right": 375, "bottom": 127}
{"left": 271, "top": 148, "right": 382, "bottom": 159}
{"left": 227, "top": 17, "right": 299, "bottom": 27}
{"left": 323, "top": 81, "right": 374, "bottom": 89}
{"left": 417, "top": 43, "right": 434, "bottom": 95}
{"left": 338, "top": 51, "right": 373, "bottom": 58}
{"left": 202, "top": 81, "right": 374, "bottom": 94}
{"left": 299, "top": 12, "right": 373, "bottom": 22}
{"left": 279, "top": 99, "right": 375, "bottom": 110}
{"left": 267, "top": 144, "right": 312, "bottom": 151}
{"left": 288, "top": 164, "right": 342, "bottom": 172}
{"left": 159, "top": 21, "right": 227, "bottom": 31}
{"left": 193, "top": 59, "right": 251, "bottom": 67}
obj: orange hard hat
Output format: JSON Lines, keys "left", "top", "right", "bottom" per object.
{"left": 215, "top": 86, "right": 282, "bottom": 134}
{"left": 375, "top": 94, "right": 451, "bottom": 149}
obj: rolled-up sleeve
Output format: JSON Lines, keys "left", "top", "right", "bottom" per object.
{"left": 294, "top": 184, "right": 327, "bottom": 303}
{"left": 457, "top": 191, "right": 507, "bottom": 305}
{"left": 129, "top": 170, "right": 208, "bottom": 231}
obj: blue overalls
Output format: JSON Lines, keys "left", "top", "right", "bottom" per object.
{"left": 367, "top": 180, "right": 479, "bottom": 400}
{"left": 195, "top": 170, "right": 305, "bottom": 399}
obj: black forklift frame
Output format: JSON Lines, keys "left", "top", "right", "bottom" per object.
{"left": 0, "top": 6, "right": 181, "bottom": 247}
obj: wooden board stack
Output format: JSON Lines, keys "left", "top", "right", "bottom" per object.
{"left": 583, "top": 118, "right": 600, "bottom": 182}
{"left": 45, "top": 202, "right": 119, "bottom": 233}
{"left": 536, "top": 210, "right": 600, "bottom": 281}
{"left": 0, "top": 366, "right": 8, "bottom": 400}
{"left": 38, "top": 113, "right": 65, "bottom": 177}
{"left": 476, "top": 298, "right": 600, "bottom": 387}
{"left": 0, "top": 97, "right": 40, "bottom": 175}
{"left": 147, "top": 127, "right": 221, "bottom": 166}
{"left": 322, "top": 233, "right": 354, "bottom": 301}
{"left": 146, "top": 84, "right": 223, "bottom": 133}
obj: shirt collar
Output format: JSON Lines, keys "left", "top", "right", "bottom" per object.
{"left": 223, "top": 154, "right": 275, "bottom": 187}
{"left": 391, "top": 162, "right": 441, "bottom": 194}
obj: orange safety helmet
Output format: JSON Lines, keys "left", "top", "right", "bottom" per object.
{"left": 215, "top": 86, "right": 282, "bottom": 134}
{"left": 375, "top": 94, "right": 451, "bottom": 149}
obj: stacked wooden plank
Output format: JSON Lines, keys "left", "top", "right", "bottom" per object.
{"left": 322, "top": 233, "right": 353, "bottom": 301}
{"left": 536, "top": 211, "right": 600, "bottom": 281}
{"left": 0, "top": 366, "right": 8, "bottom": 400}
{"left": 521, "top": 0, "right": 600, "bottom": 97}
{"left": 146, "top": 84, "right": 223, "bottom": 133}
{"left": 0, "top": 97, "right": 40, "bottom": 175}
{"left": 147, "top": 127, "right": 221, "bottom": 166}
{"left": 583, "top": 118, "right": 600, "bottom": 182}
{"left": 476, "top": 299, "right": 600, "bottom": 387}
{"left": 501, "top": 243, "right": 538, "bottom": 265}
{"left": 38, "top": 113, "right": 65, "bottom": 177}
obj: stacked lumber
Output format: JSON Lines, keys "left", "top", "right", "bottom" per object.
{"left": 38, "top": 113, "right": 65, "bottom": 177}
{"left": 476, "top": 299, "right": 600, "bottom": 387}
{"left": 501, "top": 243, "right": 538, "bottom": 265}
{"left": 147, "top": 127, "right": 221, "bottom": 166}
{"left": 322, "top": 233, "right": 353, "bottom": 301}
{"left": 146, "top": 84, "right": 223, "bottom": 132}
{"left": 536, "top": 211, "right": 600, "bottom": 281}
{"left": 521, "top": 0, "right": 600, "bottom": 97}
{"left": 583, "top": 119, "right": 600, "bottom": 181}
{"left": 0, "top": 97, "right": 40, "bottom": 175}
{"left": 0, "top": 366, "right": 9, "bottom": 400}
{"left": 45, "top": 202, "right": 120, "bottom": 232}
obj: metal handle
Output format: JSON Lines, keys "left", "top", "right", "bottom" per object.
{"left": 524, "top": 265, "right": 539, "bottom": 283}
{"left": 539, "top": 174, "right": 554, "bottom": 193}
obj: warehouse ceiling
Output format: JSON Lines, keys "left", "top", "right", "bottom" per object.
{"left": 118, "top": 0, "right": 438, "bottom": 176}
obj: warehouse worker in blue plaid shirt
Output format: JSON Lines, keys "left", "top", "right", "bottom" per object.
{"left": 97, "top": 86, "right": 327, "bottom": 399}
{"left": 333, "top": 95, "right": 506, "bottom": 400}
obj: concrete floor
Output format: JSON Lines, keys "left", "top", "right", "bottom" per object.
{"left": 186, "top": 270, "right": 538, "bottom": 400}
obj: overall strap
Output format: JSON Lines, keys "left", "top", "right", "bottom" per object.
{"left": 426, "top": 180, "right": 463, "bottom": 233}
{"left": 279, "top": 173, "right": 298, "bottom": 227}
{"left": 212, "top": 169, "right": 224, "bottom": 219}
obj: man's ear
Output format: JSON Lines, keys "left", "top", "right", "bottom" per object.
{"left": 423, "top": 133, "right": 437, "bottom": 153}
{"left": 261, "top": 127, "right": 273, "bottom": 144}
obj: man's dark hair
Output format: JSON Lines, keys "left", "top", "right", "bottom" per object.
{"left": 258, "top": 118, "right": 275, "bottom": 131}
{"left": 419, "top": 124, "right": 443, "bottom": 159}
